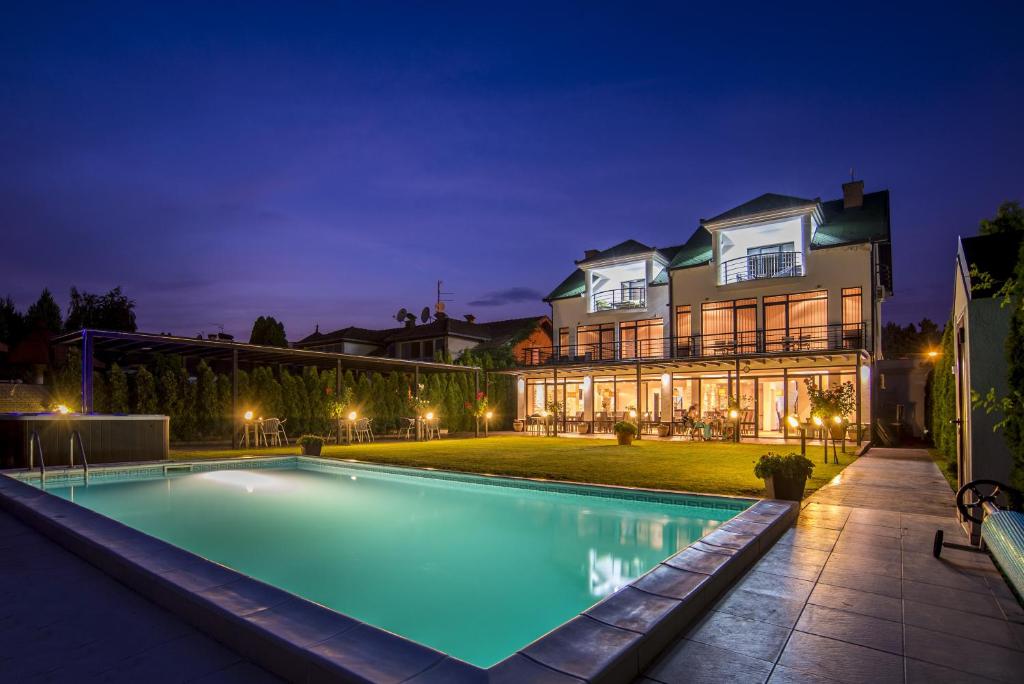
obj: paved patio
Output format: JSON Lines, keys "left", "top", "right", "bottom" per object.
{"left": 639, "top": 447, "right": 1024, "bottom": 683}
{"left": 0, "top": 509, "right": 280, "bottom": 683}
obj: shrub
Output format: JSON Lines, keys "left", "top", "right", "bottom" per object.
{"left": 754, "top": 452, "right": 815, "bottom": 480}
{"left": 298, "top": 434, "right": 325, "bottom": 447}
{"left": 613, "top": 420, "right": 638, "bottom": 436}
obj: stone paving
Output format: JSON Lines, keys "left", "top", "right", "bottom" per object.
{"left": 640, "top": 448, "right": 1024, "bottom": 684}
{"left": 0, "top": 509, "right": 280, "bottom": 683}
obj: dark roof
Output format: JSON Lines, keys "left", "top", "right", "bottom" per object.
{"left": 666, "top": 228, "right": 713, "bottom": 271}
{"left": 296, "top": 325, "right": 393, "bottom": 346}
{"left": 298, "top": 316, "right": 548, "bottom": 348}
{"left": 545, "top": 268, "right": 586, "bottom": 301}
{"left": 702, "top": 193, "right": 817, "bottom": 225}
{"left": 960, "top": 232, "right": 1024, "bottom": 297}
{"left": 814, "top": 190, "right": 891, "bottom": 247}
{"left": 576, "top": 239, "right": 655, "bottom": 265}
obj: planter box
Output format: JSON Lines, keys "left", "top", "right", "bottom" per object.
{"left": 577, "top": 422, "right": 591, "bottom": 434}
{"left": 763, "top": 474, "right": 807, "bottom": 501}
{"left": 300, "top": 443, "right": 323, "bottom": 457}
{"left": 616, "top": 433, "right": 635, "bottom": 446}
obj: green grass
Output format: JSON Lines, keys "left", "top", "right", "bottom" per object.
{"left": 929, "top": 448, "right": 959, "bottom": 492}
{"left": 171, "top": 436, "right": 856, "bottom": 498}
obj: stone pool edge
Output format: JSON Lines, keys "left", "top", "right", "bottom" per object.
{"left": 0, "top": 466, "right": 796, "bottom": 684}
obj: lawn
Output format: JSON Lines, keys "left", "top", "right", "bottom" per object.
{"left": 171, "top": 436, "right": 857, "bottom": 498}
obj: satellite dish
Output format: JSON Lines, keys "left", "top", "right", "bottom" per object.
{"left": 396, "top": 308, "right": 408, "bottom": 322}
{"left": 421, "top": 307, "right": 431, "bottom": 323}
{"left": 435, "top": 301, "right": 446, "bottom": 314}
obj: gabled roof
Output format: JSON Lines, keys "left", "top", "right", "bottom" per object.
{"left": 666, "top": 228, "right": 713, "bottom": 271}
{"left": 544, "top": 268, "right": 586, "bottom": 302}
{"left": 959, "top": 232, "right": 1024, "bottom": 298}
{"left": 295, "top": 325, "right": 393, "bottom": 346}
{"left": 813, "top": 190, "right": 890, "bottom": 247}
{"left": 298, "top": 316, "right": 549, "bottom": 349}
{"left": 702, "top": 193, "right": 818, "bottom": 226}
{"left": 576, "top": 239, "right": 655, "bottom": 265}
{"left": 544, "top": 241, "right": 685, "bottom": 300}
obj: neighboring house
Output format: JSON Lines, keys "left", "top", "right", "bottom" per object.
{"left": 295, "top": 316, "right": 552, "bottom": 363}
{"left": 875, "top": 357, "right": 932, "bottom": 442}
{"left": 516, "top": 180, "right": 892, "bottom": 440}
{"left": 952, "top": 231, "right": 1021, "bottom": 491}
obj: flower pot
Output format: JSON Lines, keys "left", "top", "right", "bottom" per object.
{"left": 656, "top": 424, "right": 671, "bottom": 438}
{"left": 616, "top": 432, "right": 634, "bottom": 446}
{"left": 512, "top": 420, "right": 524, "bottom": 432}
{"left": 577, "top": 422, "right": 590, "bottom": 434}
{"left": 301, "top": 443, "right": 323, "bottom": 457}
{"left": 763, "top": 474, "right": 807, "bottom": 501}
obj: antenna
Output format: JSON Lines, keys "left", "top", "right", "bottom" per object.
{"left": 436, "top": 279, "right": 454, "bottom": 311}
{"left": 849, "top": 167, "right": 855, "bottom": 181}
{"left": 395, "top": 308, "right": 408, "bottom": 323}
{"left": 420, "top": 306, "right": 430, "bottom": 323}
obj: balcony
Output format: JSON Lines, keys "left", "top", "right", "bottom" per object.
{"left": 516, "top": 322, "right": 867, "bottom": 366}
{"left": 591, "top": 286, "right": 646, "bottom": 312}
{"left": 720, "top": 251, "right": 804, "bottom": 285}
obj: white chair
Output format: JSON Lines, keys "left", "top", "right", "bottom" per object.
{"left": 354, "top": 418, "right": 374, "bottom": 443}
{"left": 275, "top": 419, "right": 289, "bottom": 445}
{"left": 399, "top": 418, "right": 416, "bottom": 440}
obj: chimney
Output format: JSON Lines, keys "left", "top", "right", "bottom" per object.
{"left": 842, "top": 179, "right": 864, "bottom": 209}
{"left": 583, "top": 249, "right": 601, "bottom": 260}
{"left": 464, "top": 314, "right": 476, "bottom": 324}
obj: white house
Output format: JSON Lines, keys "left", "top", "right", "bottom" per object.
{"left": 515, "top": 180, "right": 892, "bottom": 441}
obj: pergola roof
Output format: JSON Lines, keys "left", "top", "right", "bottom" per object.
{"left": 53, "top": 329, "right": 479, "bottom": 374}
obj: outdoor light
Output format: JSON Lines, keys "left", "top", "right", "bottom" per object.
{"left": 629, "top": 410, "right": 637, "bottom": 419}
{"left": 729, "top": 409, "right": 739, "bottom": 420}
{"left": 832, "top": 415, "right": 842, "bottom": 425}
{"left": 485, "top": 411, "right": 493, "bottom": 420}
{"left": 788, "top": 414, "right": 807, "bottom": 455}
{"left": 927, "top": 350, "right": 939, "bottom": 359}
{"left": 55, "top": 404, "right": 70, "bottom": 415}
{"left": 244, "top": 410, "right": 254, "bottom": 421}
{"left": 786, "top": 415, "right": 799, "bottom": 429}
{"left": 812, "top": 415, "right": 823, "bottom": 426}
{"left": 661, "top": 373, "right": 670, "bottom": 384}
{"left": 426, "top": 411, "right": 434, "bottom": 420}
{"left": 348, "top": 411, "right": 357, "bottom": 421}
{"left": 484, "top": 410, "right": 493, "bottom": 437}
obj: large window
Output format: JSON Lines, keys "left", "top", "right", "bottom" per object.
{"left": 842, "top": 287, "right": 864, "bottom": 349}
{"left": 763, "top": 290, "right": 828, "bottom": 351}
{"left": 620, "top": 318, "right": 664, "bottom": 359}
{"left": 675, "top": 305, "right": 693, "bottom": 356}
{"left": 701, "top": 299, "right": 757, "bottom": 354}
{"left": 577, "top": 323, "right": 615, "bottom": 360}
{"left": 558, "top": 327, "right": 569, "bottom": 358}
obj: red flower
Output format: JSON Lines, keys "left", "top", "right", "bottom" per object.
{"left": 476, "top": 391, "right": 485, "bottom": 400}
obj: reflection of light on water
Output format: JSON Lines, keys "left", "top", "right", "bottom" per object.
{"left": 351, "top": 476, "right": 357, "bottom": 481}
{"left": 200, "top": 470, "right": 286, "bottom": 493}
{"left": 588, "top": 549, "right": 645, "bottom": 597}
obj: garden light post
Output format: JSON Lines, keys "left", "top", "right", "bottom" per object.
{"left": 812, "top": 415, "right": 826, "bottom": 463}
{"left": 346, "top": 411, "right": 356, "bottom": 445}
{"left": 485, "top": 410, "right": 492, "bottom": 437}
{"left": 629, "top": 409, "right": 639, "bottom": 440}
{"left": 787, "top": 415, "right": 805, "bottom": 456}
{"left": 729, "top": 408, "right": 740, "bottom": 443}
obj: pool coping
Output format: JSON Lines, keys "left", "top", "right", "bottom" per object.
{"left": 0, "top": 460, "right": 797, "bottom": 683}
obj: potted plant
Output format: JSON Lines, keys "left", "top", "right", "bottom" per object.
{"left": 298, "top": 434, "right": 325, "bottom": 457}
{"left": 754, "top": 452, "right": 815, "bottom": 501}
{"left": 512, "top": 419, "right": 525, "bottom": 432}
{"left": 613, "top": 420, "right": 638, "bottom": 446}
{"left": 577, "top": 421, "right": 591, "bottom": 434}
{"left": 804, "top": 379, "right": 856, "bottom": 460}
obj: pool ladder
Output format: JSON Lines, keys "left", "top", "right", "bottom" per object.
{"left": 29, "top": 430, "right": 45, "bottom": 488}
{"left": 70, "top": 430, "right": 90, "bottom": 484}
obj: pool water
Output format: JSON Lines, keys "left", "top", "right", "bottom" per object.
{"left": 45, "top": 461, "right": 745, "bottom": 667}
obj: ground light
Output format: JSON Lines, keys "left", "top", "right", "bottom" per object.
{"left": 484, "top": 410, "right": 493, "bottom": 437}
{"left": 345, "top": 411, "right": 357, "bottom": 445}
{"left": 55, "top": 404, "right": 70, "bottom": 415}
{"left": 812, "top": 415, "right": 827, "bottom": 463}
{"left": 787, "top": 414, "right": 806, "bottom": 456}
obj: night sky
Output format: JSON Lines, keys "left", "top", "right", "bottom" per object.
{"left": 2, "top": 2, "right": 1023, "bottom": 340}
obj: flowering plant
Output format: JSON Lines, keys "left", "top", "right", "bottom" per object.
{"left": 465, "top": 391, "right": 489, "bottom": 418}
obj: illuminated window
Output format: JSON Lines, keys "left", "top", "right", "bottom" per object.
{"left": 701, "top": 299, "right": 756, "bottom": 354}
{"left": 577, "top": 323, "right": 615, "bottom": 360}
{"left": 620, "top": 318, "right": 664, "bottom": 359}
{"left": 842, "top": 287, "right": 864, "bottom": 349}
{"left": 675, "top": 305, "right": 693, "bottom": 356}
{"left": 558, "top": 327, "right": 569, "bottom": 357}
{"left": 763, "top": 290, "right": 828, "bottom": 351}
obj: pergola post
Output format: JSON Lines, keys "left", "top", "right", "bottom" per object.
{"left": 783, "top": 367, "right": 789, "bottom": 443}
{"left": 552, "top": 366, "right": 559, "bottom": 437}
{"left": 81, "top": 330, "right": 94, "bottom": 413}
{"left": 855, "top": 353, "right": 863, "bottom": 445}
{"left": 635, "top": 361, "right": 641, "bottom": 440}
{"left": 232, "top": 349, "right": 239, "bottom": 449}
{"left": 474, "top": 371, "right": 480, "bottom": 438}
{"left": 735, "top": 357, "right": 741, "bottom": 442}
{"left": 414, "top": 366, "right": 421, "bottom": 442}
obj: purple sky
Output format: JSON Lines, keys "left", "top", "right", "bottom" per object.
{"left": 2, "top": 2, "right": 1023, "bottom": 341}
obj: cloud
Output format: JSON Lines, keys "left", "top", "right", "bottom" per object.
{"left": 468, "top": 287, "right": 544, "bottom": 307}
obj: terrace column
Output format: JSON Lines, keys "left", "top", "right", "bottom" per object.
{"left": 474, "top": 371, "right": 480, "bottom": 438}
{"left": 583, "top": 376, "right": 594, "bottom": 429}
{"left": 635, "top": 362, "right": 642, "bottom": 440}
{"left": 81, "top": 330, "right": 94, "bottom": 413}
{"left": 232, "top": 349, "right": 239, "bottom": 449}
{"left": 552, "top": 367, "right": 558, "bottom": 437}
{"left": 855, "top": 354, "right": 863, "bottom": 444}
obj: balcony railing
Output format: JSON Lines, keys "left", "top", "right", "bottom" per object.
{"left": 591, "top": 286, "right": 646, "bottom": 311}
{"left": 720, "top": 251, "right": 804, "bottom": 285}
{"left": 516, "top": 322, "right": 867, "bottom": 366}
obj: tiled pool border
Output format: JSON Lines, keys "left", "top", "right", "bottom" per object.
{"left": 0, "top": 459, "right": 797, "bottom": 683}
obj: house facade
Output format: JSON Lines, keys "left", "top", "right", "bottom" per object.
{"left": 951, "top": 231, "right": 1020, "bottom": 492}
{"left": 295, "top": 315, "right": 552, "bottom": 363}
{"left": 515, "top": 181, "right": 892, "bottom": 441}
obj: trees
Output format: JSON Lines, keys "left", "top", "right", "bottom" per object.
{"left": 881, "top": 319, "right": 942, "bottom": 357}
{"left": 107, "top": 363, "right": 130, "bottom": 413}
{"left": 979, "top": 201, "right": 1024, "bottom": 236}
{"left": 929, "top": 321, "right": 957, "bottom": 465}
{"left": 64, "top": 286, "right": 137, "bottom": 332}
{"left": 25, "top": 288, "right": 62, "bottom": 334}
{"left": 249, "top": 316, "right": 288, "bottom": 347}
{"left": 134, "top": 367, "right": 158, "bottom": 414}
{"left": 0, "top": 296, "right": 25, "bottom": 347}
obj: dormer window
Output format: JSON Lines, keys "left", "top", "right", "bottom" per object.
{"left": 587, "top": 262, "right": 648, "bottom": 312}
{"left": 716, "top": 218, "right": 807, "bottom": 285}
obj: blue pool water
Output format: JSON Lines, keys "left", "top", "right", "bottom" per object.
{"left": 44, "top": 460, "right": 746, "bottom": 667}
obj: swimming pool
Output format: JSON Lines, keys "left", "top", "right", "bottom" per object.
{"left": 38, "top": 458, "right": 748, "bottom": 667}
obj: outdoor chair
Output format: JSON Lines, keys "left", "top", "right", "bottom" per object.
{"left": 354, "top": 418, "right": 374, "bottom": 443}
{"left": 261, "top": 418, "right": 282, "bottom": 447}
{"left": 399, "top": 418, "right": 416, "bottom": 439}
{"left": 275, "top": 419, "right": 289, "bottom": 445}
{"left": 424, "top": 420, "right": 441, "bottom": 440}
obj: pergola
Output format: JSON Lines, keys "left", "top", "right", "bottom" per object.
{"left": 53, "top": 329, "right": 485, "bottom": 443}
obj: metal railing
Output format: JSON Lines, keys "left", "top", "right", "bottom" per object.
{"left": 69, "top": 430, "right": 90, "bottom": 483}
{"left": 720, "top": 251, "right": 804, "bottom": 285}
{"left": 517, "top": 322, "right": 867, "bottom": 366}
{"left": 591, "top": 286, "right": 646, "bottom": 311}
{"left": 29, "top": 430, "right": 45, "bottom": 488}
